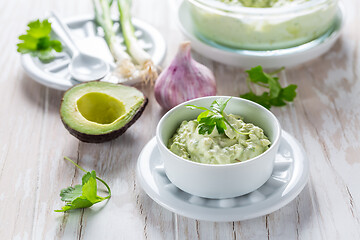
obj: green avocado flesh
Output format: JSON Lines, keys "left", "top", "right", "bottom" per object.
{"left": 60, "top": 81, "right": 147, "bottom": 143}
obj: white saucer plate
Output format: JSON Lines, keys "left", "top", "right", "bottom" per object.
{"left": 21, "top": 16, "right": 166, "bottom": 91}
{"left": 177, "top": 1, "right": 344, "bottom": 69}
{"left": 137, "top": 130, "right": 309, "bottom": 222}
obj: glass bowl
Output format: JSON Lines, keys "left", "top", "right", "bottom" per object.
{"left": 187, "top": 0, "right": 338, "bottom": 50}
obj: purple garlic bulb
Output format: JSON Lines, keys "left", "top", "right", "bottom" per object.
{"left": 154, "top": 41, "right": 217, "bottom": 110}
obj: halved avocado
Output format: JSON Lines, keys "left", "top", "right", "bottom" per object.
{"left": 60, "top": 81, "right": 148, "bottom": 143}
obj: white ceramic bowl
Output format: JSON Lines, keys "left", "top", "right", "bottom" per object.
{"left": 156, "top": 96, "right": 281, "bottom": 199}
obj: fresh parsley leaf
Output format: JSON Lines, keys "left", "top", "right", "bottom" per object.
{"left": 60, "top": 185, "right": 82, "bottom": 202}
{"left": 240, "top": 92, "right": 272, "bottom": 110}
{"left": 267, "top": 77, "right": 282, "bottom": 98}
{"left": 245, "top": 65, "right": 269, "bottom": 84}
{"left": 197, "top": 110, "right": 210, "bottom": 122}
{"left": 17, "top": 19, "right": 62, "bottom": 62}
{"left": 186, "top": 97, "right": 247, "bottom": 135}
{"left": 240, "top": 66, "right": 297, "bottom": 109}
{"left": 215, "top": 118, "right": 227, "bottom": 134}
{"left": 269, "top": 97, "right": 286, "bottom": 107}
{"left": 55, "top": 157, "right": 111, "bottom": 212}
{"left": 27, "top": 19, "right": 52, "bottom": 37}
{"left": 210, "top": 98, "right": 231, "bottom": 114}
{"left": 59, "top": 198, "right": 95, "bottom": 212}
{"left": 280, "top": 84, "right": 297, "bottom": 101}
{"left": 198, "top": 118, "right": 216, "bottom": 135}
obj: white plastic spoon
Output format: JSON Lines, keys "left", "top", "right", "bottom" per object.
{"left": 50, "top": 12, "right": 110, "bottom": 82}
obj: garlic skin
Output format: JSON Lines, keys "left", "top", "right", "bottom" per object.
{"left": 154, "top": 42, "right": 216, "bottom": 110}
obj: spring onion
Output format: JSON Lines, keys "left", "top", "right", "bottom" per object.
{"left": 91, "top": 0, "right": 157, "bottom": 84}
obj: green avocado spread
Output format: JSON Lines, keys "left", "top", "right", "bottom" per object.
{"left": 168, "top": 114, "right": 271, "bottom": 164}
{"left": 218, "top": 0, "right": 309, "bottom": 8}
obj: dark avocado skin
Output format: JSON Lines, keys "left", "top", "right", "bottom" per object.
{"left": 61, "top": 97, "right": 148, "bottom": 143}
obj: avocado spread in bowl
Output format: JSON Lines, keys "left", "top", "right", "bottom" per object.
{"left": 168, "top": 114, "right": 271, "bottom": 164}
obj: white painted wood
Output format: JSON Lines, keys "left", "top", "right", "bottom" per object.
{"left": 1, "top": 0, "right": 360, "bottom": 239}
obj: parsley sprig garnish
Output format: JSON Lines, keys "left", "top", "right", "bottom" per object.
{"left": 187, "top": 98, "right": 247, "bottom": 135}
{"left": 240, "top": 66, "right": 297, "bottom": 109}
{"left": 55, "top": 157, "right": 111, "bottom": 212}
{"left": 17, "top": 19, "right": 62, "bottom": 62}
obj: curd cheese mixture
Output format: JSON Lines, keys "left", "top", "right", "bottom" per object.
{"left": 168, "top": 114, "right": 271, "bottom": 164}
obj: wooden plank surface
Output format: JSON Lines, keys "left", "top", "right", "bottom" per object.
{"left": 1, "top": 0, "right": 360, "bottom": 239}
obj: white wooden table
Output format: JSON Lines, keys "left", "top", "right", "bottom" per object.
{"left": 1, "top": 0, "right": 360, "bottom": 239}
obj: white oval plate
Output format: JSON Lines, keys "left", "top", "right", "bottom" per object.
{"left": 177, "top": 1, "right": 344, "bottom": 69}
{"left": 21, "top": 15, "right": 166, "bottom": 91}
{"left": 137, "top": 130, "right": 309, "bottom": 222}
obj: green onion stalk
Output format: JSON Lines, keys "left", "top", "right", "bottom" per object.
{"left": 92, "top": 0, "right": 158, "bottom": 84}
